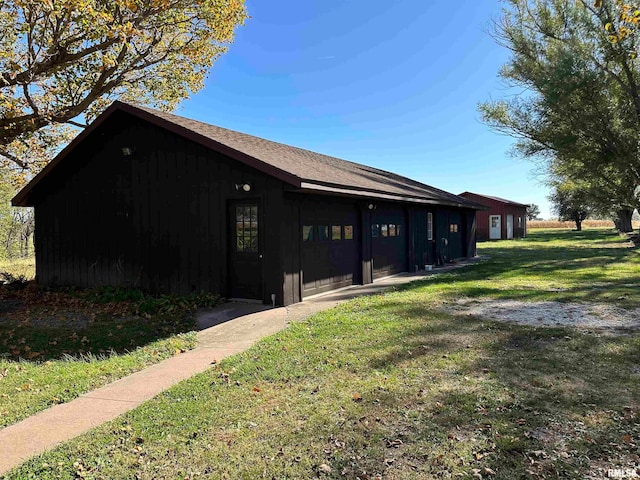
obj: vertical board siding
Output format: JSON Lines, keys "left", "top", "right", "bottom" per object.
{"left": 459, "top": 193, "right": 526, "bottom": 241}
{"left": 371, "top": 203, "right": 407, "bottom": 279}
{"left": 31, "top": 112, "right": 285, "bottom": 301}
{"left": 31, "top": 110, "right": 478, "bottom": 305}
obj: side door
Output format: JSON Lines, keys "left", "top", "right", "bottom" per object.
{"left": 489, "top": 215, "right": 501, "bottom": 240}
{"left": 228, "top": 200, "right": 262, "bottom": 300}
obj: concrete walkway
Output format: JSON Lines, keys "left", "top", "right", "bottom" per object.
{"left": 0, "top": 259, "right": 481, "bottom": 475}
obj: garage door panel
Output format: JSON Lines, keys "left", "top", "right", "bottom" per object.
{"left": 372, "top": 207, "right": 407, "bottom": 279}
{"left": 301, "top": 201, "right": 360, "bottom": 297}
{"left": 448, "top": 211, "right": 464, "bottom": 259}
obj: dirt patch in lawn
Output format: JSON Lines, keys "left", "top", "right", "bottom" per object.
{"left": 444, "top": 298, "right": 640, "bottom": 335}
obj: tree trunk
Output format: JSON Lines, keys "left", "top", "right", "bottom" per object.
{"left": 615, "top": 208, "right": 634, "bottom": 232}
{"left": 575, "top": 218, "right": 582, "bottom": 231}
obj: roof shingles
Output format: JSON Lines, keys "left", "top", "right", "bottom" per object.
{"left": 14, "top": 101, "right": 480, "bottom": 209}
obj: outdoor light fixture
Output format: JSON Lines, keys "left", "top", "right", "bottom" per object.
{"left": 121, "top": 147, "right": 134, "bottom": 156}
{"left": 235, "top": 182, "right": 252, "bottom": 192}
{"left": 367, "top": 203, "right": 376, "bottom": 210}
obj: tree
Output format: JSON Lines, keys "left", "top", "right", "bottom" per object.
{"left": 549, "top": 181, "right": 592, "bottom": 231}
{"left": 547, "top": 155, "right": 638, "bottom": 231}
{"left": 0, "top": 172, "right": 32, "bottom": 259}
{"left": 526, "top": 203, "right": 541, "bottom": 220}
{"left": 479, "top": 0, "right": 640, "bottom": 232}
{"left": 0, "top": 0, "right": 247, "bottom": 176}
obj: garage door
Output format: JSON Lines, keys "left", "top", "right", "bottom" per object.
{"left": 372, "top": 206, "right": 407, "bottom": 279}
{"left": 448, "top": 210, "right": 464, "bottom": 259}
{"left": 301, "top": 200, "right": 360, "bottom": 297}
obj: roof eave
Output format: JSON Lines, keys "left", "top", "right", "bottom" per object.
{"left": 12, "top": 102, "right": 126, "bottom": 207}
{"left": 12, "top": 101, "right": 303, "bottom": 207}
{"left": 299, "top": 182, "right": 483, "bottom": 209}
{"left": 114, "top": 103, "right": 302, "bottom": 189}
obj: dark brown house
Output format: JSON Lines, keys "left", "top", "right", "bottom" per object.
{"left": 14, "top": 101, "right": 482, "bottom": 306}
{"left": 458, "top": 192, "right": 528, "bottom": 241}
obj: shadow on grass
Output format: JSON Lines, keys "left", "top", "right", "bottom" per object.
{"left": 399, "top": 229, "right": 640, "bottom": 307}
{"left": 351, "top": 302, "right": 640, "bottom": 478}
{"left": 0, "top": 284, "right": 203, "bottom": 362}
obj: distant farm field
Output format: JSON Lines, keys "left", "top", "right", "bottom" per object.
{"left": 528, "top": 219, "right": 640, "bottom": 229}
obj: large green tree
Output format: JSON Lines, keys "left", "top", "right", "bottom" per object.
{"left": 0, "top": 0, "right": 247, "bottom": 181}
{"left": 480, "top": 0, "right": 640, "bottom": 231}
{"left": 526, "top": 203, "right": 541, "bottom": 220}
{"left": 549, "top": 180, "right": 593, "bottom": 231}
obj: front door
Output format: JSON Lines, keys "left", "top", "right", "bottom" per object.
{"left": 489, "top": 215, "right": 501, "bottom": 239}
{"left": 506, "top": 214, "right": 514, "bottom": 239}
{"left": 228, "top": 200, "right": 262, "bottom": 300}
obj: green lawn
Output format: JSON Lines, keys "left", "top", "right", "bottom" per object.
{"left": 0, "top": 257, "right": 35, "bottom": 281}
{"left": 0, "top": 285, "right": 221, "bottom": 428}
{"left": 4, "top": 229, "right": 639, "bottom": 479}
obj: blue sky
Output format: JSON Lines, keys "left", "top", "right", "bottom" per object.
{"left": 179, "top": 0, "right": 553, "bottom": 218}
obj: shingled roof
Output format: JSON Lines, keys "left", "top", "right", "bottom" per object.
{"left": 459, "top": 192, "right": 528, "bottom": 208}
{"left": 14, "top": 101, "right": 481, "bottom": 208}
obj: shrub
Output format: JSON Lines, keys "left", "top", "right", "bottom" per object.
{"left": 82, "top": 286, "right": 223, "bottom": 316}
{"left": 0, "top": 271, "right": 30, "bottom": 289}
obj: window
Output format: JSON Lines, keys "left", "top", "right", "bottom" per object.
{"left": 381, "top": 224, "right": 388, "bottom": 237}
{"left": 302, "top": 225, "right": 314, "bottom": 242}
{"left": 235, "top": 205, "right": 258, "bottom": 253}
{"left": 372, "top": 224, "right": 380, "bottom": 238}
{"left": 344, "top": 225, "right": 353, "bottom": 240}
{"left": 389, "top": 224, "right": 396, "bottom": 237}
{"left": 318, "top": 225, "right": 329, "bottom": 241}
{"left": 332, "top": 225, "right": 342, "bottom": 240}
{"left": 427, "top": 213, "right": 433, "bottom": 240}
{"left": 450, "top": 223, "right": 458, "bottom": 233}
{"left": 491, "top": 216, "right": 500, "bottom": 228}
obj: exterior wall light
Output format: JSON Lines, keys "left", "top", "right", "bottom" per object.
{"left": 367, "top": 203, "right": 376, "bottom": 210}
{"left": 235, "top": 182, "right": 252, "bottom": 192}
{"left": 121, "top": 147, "right": 135, "bottom": 156}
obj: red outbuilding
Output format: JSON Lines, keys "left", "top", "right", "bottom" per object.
{"left": 458, "top": 192, "right": 528, "bottom": 241}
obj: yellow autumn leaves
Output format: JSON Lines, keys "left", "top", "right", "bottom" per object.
{"left": 594, "top": 0, "right": 640, "bottom": 45}
{"left": 0, "top": 0, "right": 248, "bottom": 176}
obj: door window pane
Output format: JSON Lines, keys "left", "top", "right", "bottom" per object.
{"left": 372, "top": 224, "right": 379, "bottom": 237}
{"left": 381, "top": 224, "right": 388, "bottom": 237}
{"left": 389, "top": 224, "right": 396, "bottom": 237}
{"left": 236, "top": 205, "right": 258, "bottom": 253}
{"left": 332, "top": 225, "right": 342, "bottom": 240}
{"left": 397, "top": 224, "right": 402, "bottom": 237}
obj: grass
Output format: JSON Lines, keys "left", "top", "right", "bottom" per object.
{"left": 4, "top": 229, "right": 640, "bottom": 479}
{"left": 0, "top": 256, "right": 35, "bottom": 280}
{"left": 0, "top": 285, "right": 222, "bottom": 428}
